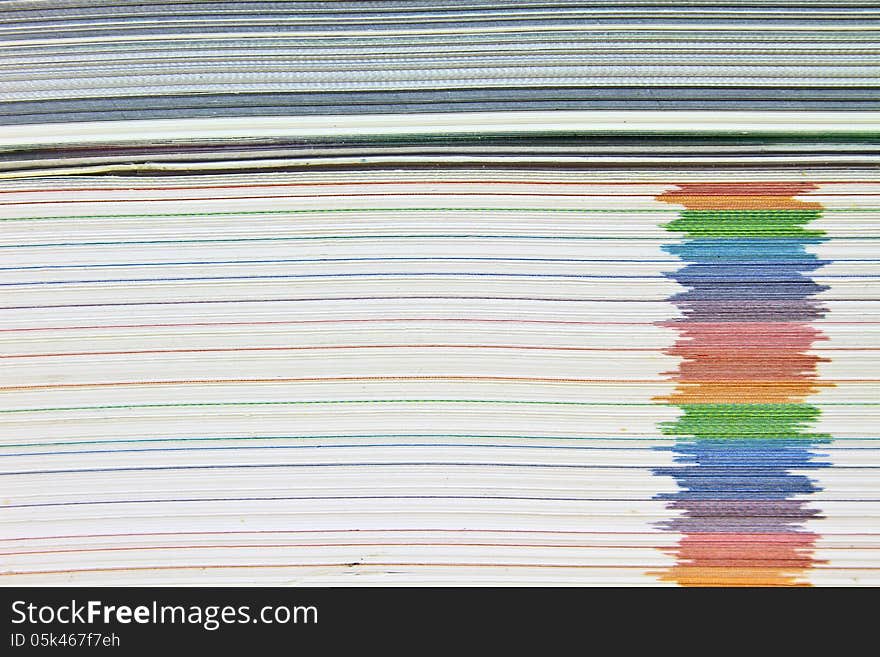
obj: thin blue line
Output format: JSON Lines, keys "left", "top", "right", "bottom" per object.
{"left": 3, "top": 443, "right": 874, "bottom": 458}
{"left": 9, "top": 496, "right": 880, "bottom": 510}
{"left": 0, "top": 443, "right": 657, "bottom": 457}
{"left": 3, "top": 257, "right": 673, "bottom": 270}
{"left": 4, "top": 464, "right": 877, "bottom": 477}
{"left": 0, "top": 235, "right": 874, "bottom": 249}
{"left": 0, "top": 273, "right": 705, "bottom": 286}
{"left": 4, "top": 272, "right": 880, "bottom": 286}
{"left": 7, "top": 296, "right": 880, "bottom": 310}
{"left": 3, "top": 257, "right": 878, "bottom": 272}
{"left": 4, "top": 435, "right": 877, "bottom": 449}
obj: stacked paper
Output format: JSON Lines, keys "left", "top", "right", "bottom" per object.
{"left": 0, "top": 1, "right": 878, "bottom": 586}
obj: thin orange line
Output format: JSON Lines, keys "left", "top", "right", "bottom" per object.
{"left": 1, "top": 181, "right": 876, "bottom": 195}
{"left": 2, "top": 190, "right": 877, "bottom": 205}
{"left": 0, "top": 377, "right": 874, "bottom": 392}
{"left": 0, "top": 345, "right": 691, "bottom": 358}
{"left": 0, "top": 564, "right": 720, "bottom": 575}
{"left": 1, "top": 319, "right": 876, "bottom": 333}
{"left": 6, "top": 564, "right": 878, "bottom": 576}
{"left": 5, "top": 543, "right": 878, "bottom": 558}
{"left": 4, "top": 529, "right": 878, "bottom": 542}
{"left": 0, "top": 543, "right": 680, "bottom": 556}
{"left": 4, "top": 345, "right": 878, "bottom": 359}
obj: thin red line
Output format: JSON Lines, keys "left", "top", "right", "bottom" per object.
{"left": 3, "top": 345, "right": 878, "bottom": 359}
{"left": 4, "top": 530, "right": 879, "bottom": 542}
{"left": 0, "top": 345, "right": 683, "bottom": 358}
{"left": 0, "top": 377, "right": 657, "bottom": 389}
{"left": 1, "top": 377, "right": 875, "bottom": 391}
{"left": 0, "top": 543, "right": 682, "bottom": 556}
{"left": 6, "top": 564, "right": 879, "bottom": 576}
{"left": 0, "top": 565, "right": 676, "bottom": 575}
{"left": 2, "top": 191, "right": 878, "bottom": 205}
{"left": 1, "top": 181, "right": 877, "bottom": 195}
{"left": 5, "top": 543, "right": 879, "bottom": 558}
{"left": 1, "top": 319, "right": 878, "bottom": 334}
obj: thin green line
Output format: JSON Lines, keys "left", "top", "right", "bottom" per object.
{"left": 0, "top": 400, "right": 876, "bottom": 414}
{"left": 1, "top": 208, "right": 878, "bottom": 222}
{"left": 0, "top": 400, "right": 654, "bottom": 413}
{"left": 4, "top": 235, "right": 879, "bottom": 250}
{"left": 0, "top": 434, "right": 681, "bottom": 449}
{"left": 5, "top": 435, "right": 878, "bottom": 450}
{"left": 4, "top": 434, "right": 879, "bottom": 450}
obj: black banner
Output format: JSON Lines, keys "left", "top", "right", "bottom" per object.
{"left": 0, "top": 587, "right": 842, "bottom": 651}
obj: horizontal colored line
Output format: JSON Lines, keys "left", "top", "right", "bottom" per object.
{"left": 7, "top": 543, "right": 880, "bottom": 560}
{"left": 0, "top": 233, "right": 880, "bottom": 249}
{"left": 0, "top": 443, "right": 670, "bottom": 457}
{"left": 7, "top": 496, "right": 880, "bottom": 510}
{"left": 0, "top": 345, "right": 789, "bottom": 358}
{"left": 0, "top": 544, "right": 688, "bottom": 558}
{"left": 5, "top": 297, "right": 880, "bottom": 311}
{"left": 7, "top": 236, "right": 872, "bottom": 249}
{"left": 8, "top": 434, "right": 880, "bottom": 450}
{"left": 8, "top": 529, "right": 880, "bottom": 545}
{"left": 0, "top": 465, "right": 837, "bottom": 477}
{"left": 5, "top": 462, "right": 877, "bottom": 477}
{"left": 2, "top": 400, "right": 879, "bottom": 414}
{"left": 3, "top": 378, "right": 876, "bottom": 393}
{"left": 3, "top": 257, "right": 880, "bottom": 272}
{"left": 7, "top": 345, "right": 880, "bottom": 359}
{"left": 6, "top": 565, "right": 880, "bottom": 578}
{"left": 6, "top": 273, "right": 880, "bottom": 286}
{"left": 5, "top": 442, "right": 870, "bottom": 458}
{"left": 0, "top": 319, "right": 877, "bottom": 334}
{"left": 2, "top": 181, "right": 876, "bottom": 194}
{"left": 3, "top": 191, "right": 880, "bottom": 205}
{"left": 1, "top": 207, "right": 876, "bottom": 222}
